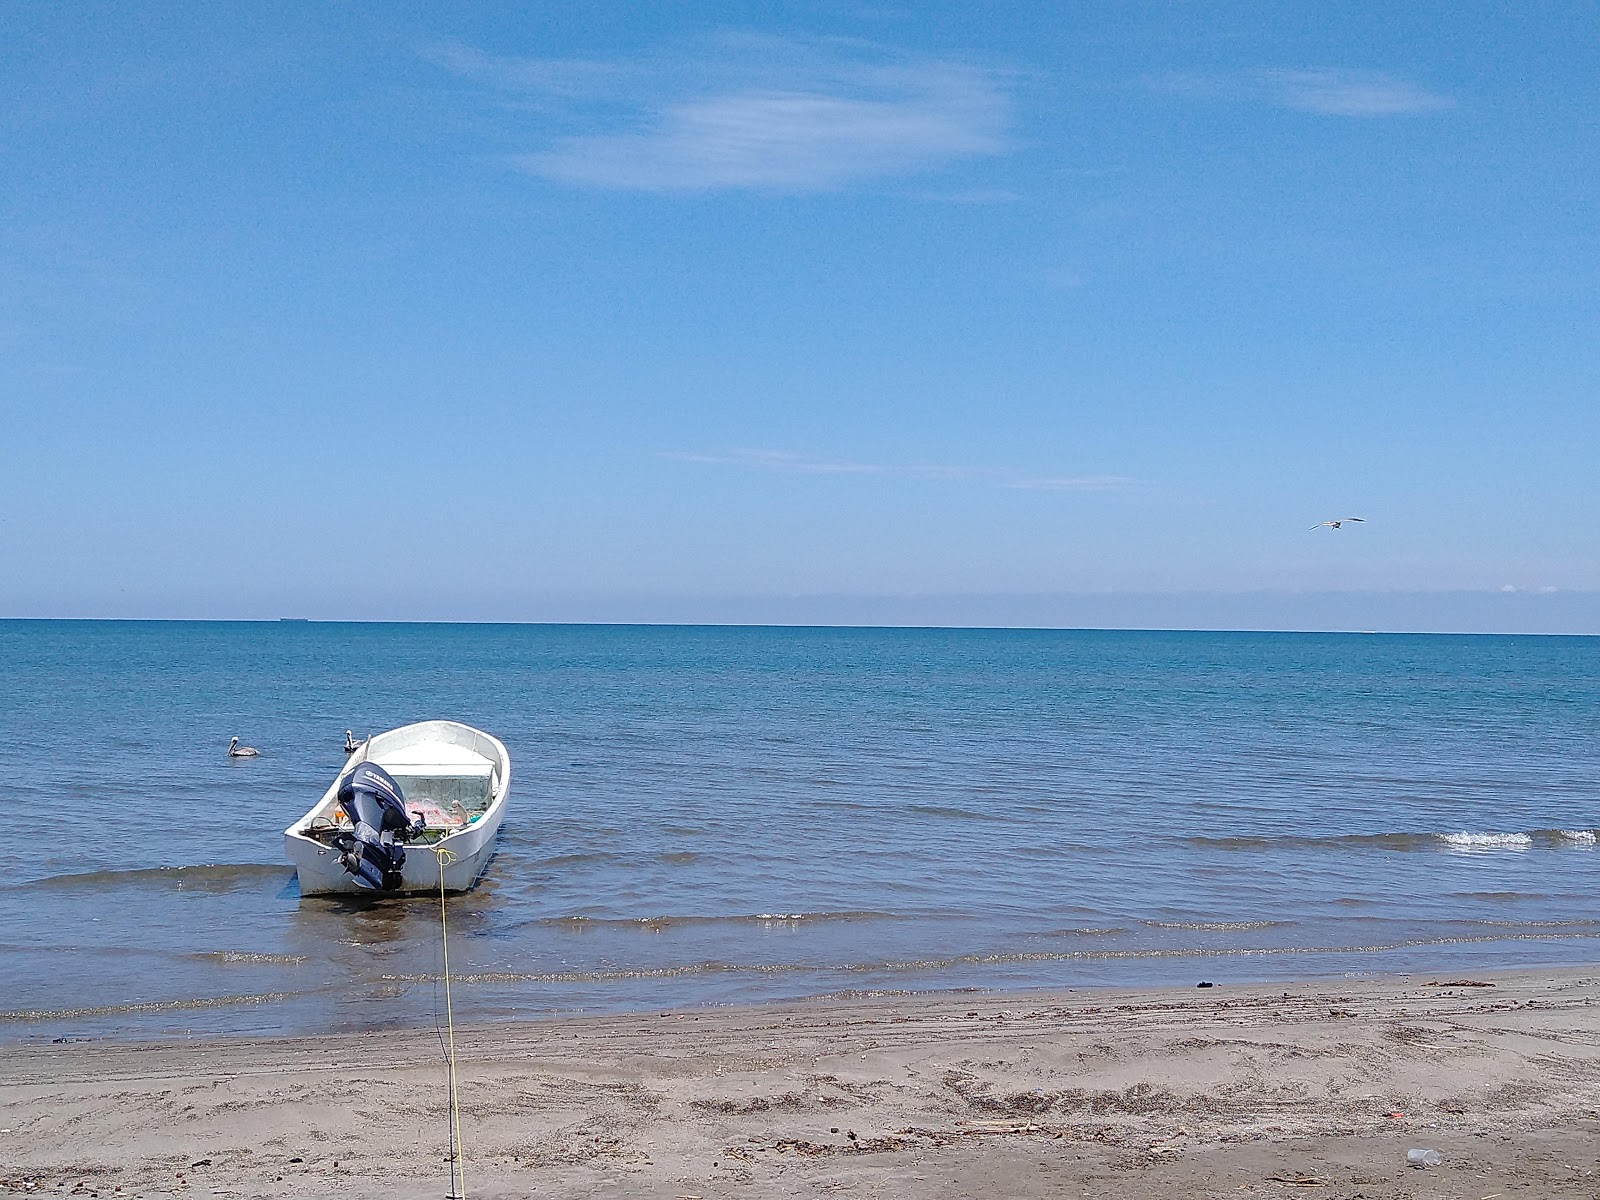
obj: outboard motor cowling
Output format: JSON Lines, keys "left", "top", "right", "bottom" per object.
{"left": 331, "top": 762, "right": 423, "bottom": 890}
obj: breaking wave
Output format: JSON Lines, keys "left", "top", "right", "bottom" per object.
{"left": 192, "top": 950, "right": 309, "bottom": 966}
{"left": 1440, "top": 832, "right": 1533, "bottom": 850}
{"left": 1188, "top": 828, "right": 1597, "bottom": 853}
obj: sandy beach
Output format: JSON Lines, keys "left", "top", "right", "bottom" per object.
{"left": 4, "top": 969, "right": 1599, "bottom": 1199}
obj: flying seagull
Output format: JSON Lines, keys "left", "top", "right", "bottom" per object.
{"left": 1311, "top": 517, "right": 1365, "bottom": 530}
{"left": 228, "top": 736, "right": 260, "bottom": 758}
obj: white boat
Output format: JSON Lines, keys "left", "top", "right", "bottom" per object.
{"left": 284, "top": 720, "right": 510, "bottom": 896}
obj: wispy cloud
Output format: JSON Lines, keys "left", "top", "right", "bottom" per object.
{"left": 662, "top": 449, "right": 976, "bottom": 479}
{"left": 1259, "top": 69, "right": 1454, "bottom": 117}
{"left": 1148, "top": 68, "right": 1453, "bottom": 118}
{"left": 422, "top": 42, "right": 627, "bottom": 101}
{"left": 663, "top": 449, "right": 1134, "bottom": 490}
{"left": 1003, "top": 475, "right": 1133, "bottom": 491}
{"left": 426, "top": 33, "right": 1015, "bottom": 192}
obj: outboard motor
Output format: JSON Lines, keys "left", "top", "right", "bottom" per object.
{"left": 331, "top": 762, "right": 423, "bottom": 891}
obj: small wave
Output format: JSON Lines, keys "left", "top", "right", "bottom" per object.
{"left": 1441, "top": 832, "right": 1533, "bottom": 851}
{"left": 1450, "top": 891, "right": 1552, "bottom": 902}
{"left": 535, "top": 851, "right": 630, "bottom": 869}
{"left": 905, "top": 804, "right": 1010, "bottom": 822}
{"left": 1190, "top": 828, "right": 1594, "bottom": 854}
{"left": 542, "top": 910, "right": 897, "bottom": 932}
{"left": 14, "top": 863, "right": 290, "bottom": 893}
{"left": 1144, "top": 919, "right": 1293, "bottom": 932}
{"left": 0, "top": 992, "right": 303, "bottom": 1023}
{"left": 1042, "top": 927, "right": 1127, "bottom": 937}
{"left": 378, "top": 928, "right": 1600, "bottom": 987}
{"left": 192, "top": 951, "right": 308, "bottom": 966}
{"left": 535, "top": 849, "right": 704, "bottom": 870}
{"left": 1188, "top": 833, "right": 1435, "bottom": 852}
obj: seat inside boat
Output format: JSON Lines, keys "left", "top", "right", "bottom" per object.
{"left": 309, "top": 740, "right": 498, "bottom": 843}
{"left": 386, "top": 741, "right": 496, "bottom": 833}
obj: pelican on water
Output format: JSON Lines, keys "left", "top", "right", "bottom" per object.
{"left": 344, "top": 730, "right": 361, "bottom": 754}
{"left": 1311, "top": 517, "right": 1365, "bottom": 530}
{"left": 228, "top": 736, "right": 260, "bottom": 758}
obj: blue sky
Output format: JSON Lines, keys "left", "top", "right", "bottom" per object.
{"left": 3, "top": 3, "right": 1597, "bottom": 629}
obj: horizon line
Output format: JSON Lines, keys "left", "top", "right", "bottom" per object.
{"left": 0, "top": 616, "right": 1594, "bottom": 638}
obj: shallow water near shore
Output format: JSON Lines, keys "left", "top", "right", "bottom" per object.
{"left": 2, "top": 620, "right": 1598, "bottom": 1042}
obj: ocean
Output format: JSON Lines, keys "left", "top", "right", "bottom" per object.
{"left": 2, "top": 620, "right": 1597, "bottom": 1043}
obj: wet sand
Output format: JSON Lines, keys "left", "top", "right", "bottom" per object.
{"left": 3, "top": 969, "right": 1599, "bottom": 1199}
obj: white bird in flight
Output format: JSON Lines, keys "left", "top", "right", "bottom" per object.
{"left": 1311, "top": 517, "right": 1365, "bottom": 530}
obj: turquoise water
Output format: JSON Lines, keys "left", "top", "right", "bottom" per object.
{"left": 1, "top": 620, "right": 1598, "bottom": 1042}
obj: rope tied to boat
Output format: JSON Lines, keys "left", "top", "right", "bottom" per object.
{"left": 430, "top": 845, "right": 467, "bottom": 1200}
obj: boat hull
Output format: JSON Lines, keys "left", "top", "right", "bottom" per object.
{"left": 285, "top": 803, "right": 504, "bottom": 895}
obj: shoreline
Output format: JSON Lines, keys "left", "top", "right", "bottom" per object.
{"left": 5, "top": 967, "right": 1598, "bottom": 1198}
{"left": 11, "top": 949, "right": 1600, "bottom": 1049}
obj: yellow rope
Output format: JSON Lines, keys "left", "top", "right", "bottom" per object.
{"left": 432, "top": 846, "right": 466, "bottom": 1200}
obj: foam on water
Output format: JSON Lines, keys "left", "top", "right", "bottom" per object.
{"left": 1441, "top": 832, "right": 1536, "bottom": 851}
{"left": 1188, "top": 828, "right": 1599, "bottom": 852}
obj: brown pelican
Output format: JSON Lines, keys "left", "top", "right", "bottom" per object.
{"left": 344, "top": 730, "right": 361, "bottom": 754}
{"left": 1311, "top": 517, "right": 1365, "bottom": 530}
{"left": 228, "top": 736, "right": 260, "bottom": 758}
